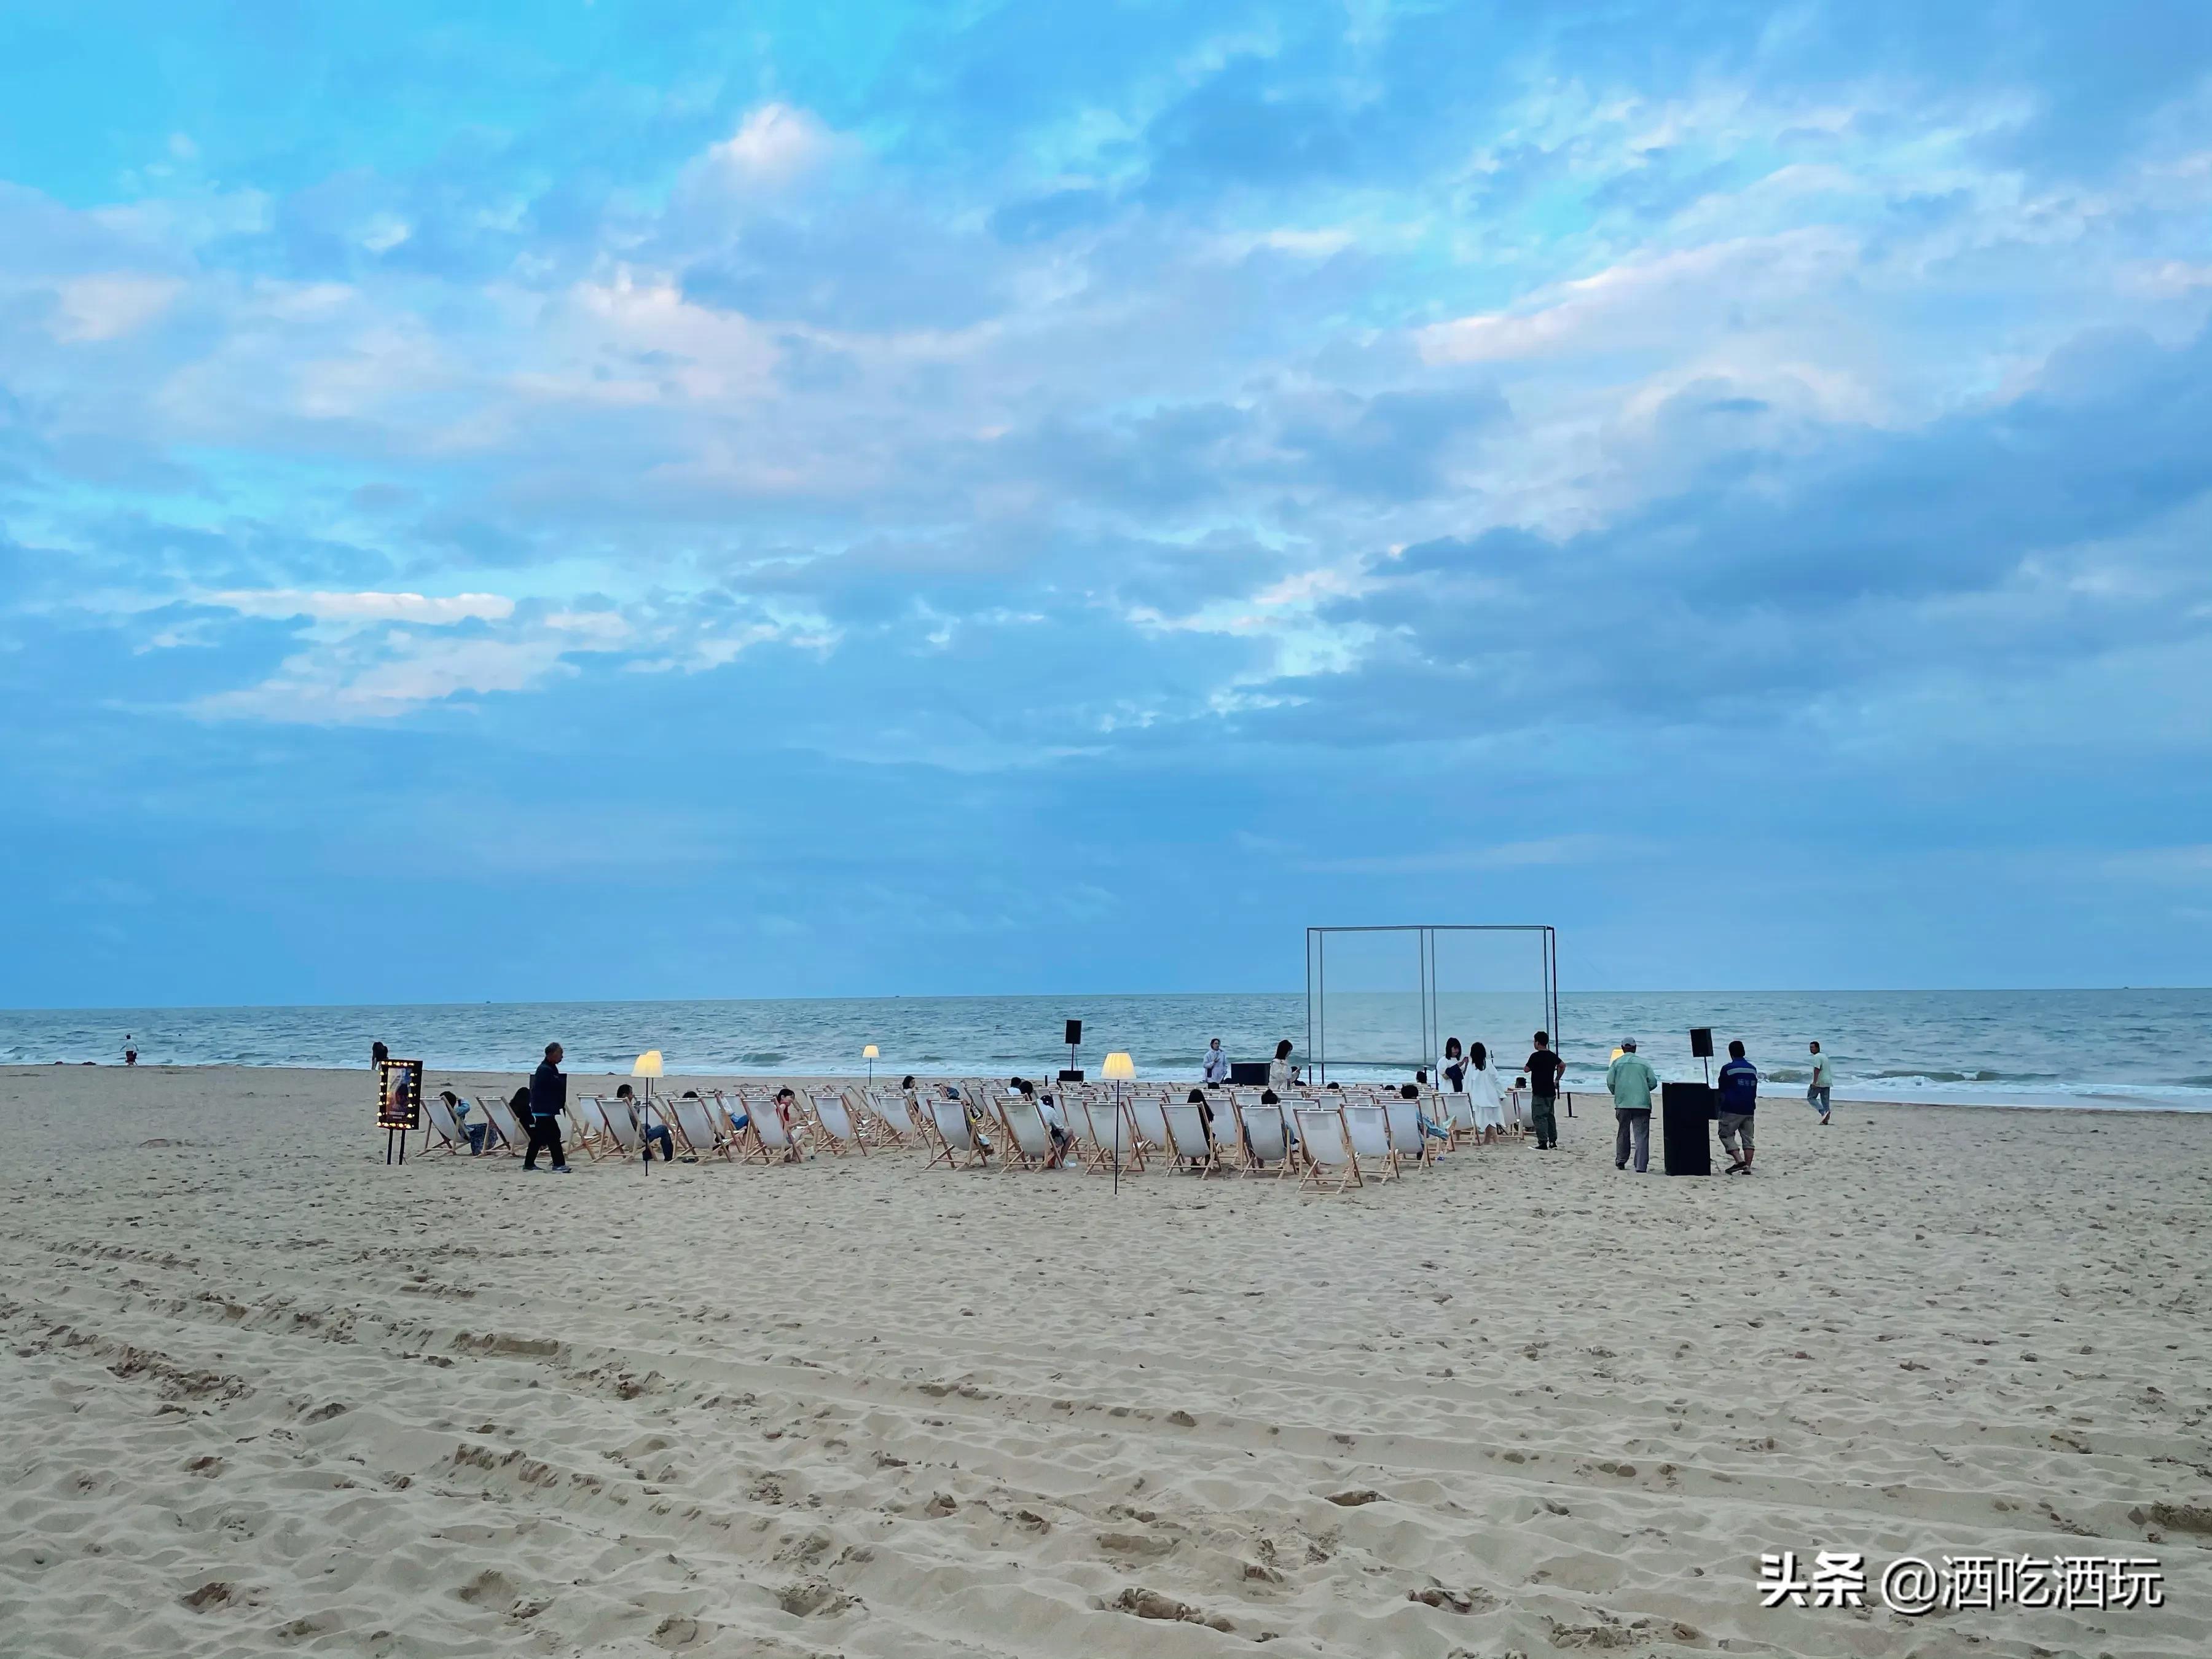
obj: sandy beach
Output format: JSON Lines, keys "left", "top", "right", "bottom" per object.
{"left": 1, "top": 1064, "right": 2206, "bottom": 1658}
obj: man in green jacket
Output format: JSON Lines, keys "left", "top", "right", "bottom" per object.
{"left": 1606, "top": 1038, "right": 1660, "bottom": 1172}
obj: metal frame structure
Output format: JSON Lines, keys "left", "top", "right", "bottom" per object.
{"left": 1304, "top": 924, "right": 1559, "bottom": 1085}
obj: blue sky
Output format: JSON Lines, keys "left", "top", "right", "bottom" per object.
{"left": 3, "top": 1, "right": 2210, "bottom": 1007}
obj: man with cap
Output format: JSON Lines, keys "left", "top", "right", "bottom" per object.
{"left": 1606, "top": 1038, "right": 1660, "bottom": 1172}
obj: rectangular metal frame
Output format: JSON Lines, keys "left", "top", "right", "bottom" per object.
{"left": 1305, "top": 925, "right": 1559, "bottom": 1086}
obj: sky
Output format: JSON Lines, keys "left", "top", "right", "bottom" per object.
{"left": 2, "top": 1, "right": 2210, "bottom": 1008}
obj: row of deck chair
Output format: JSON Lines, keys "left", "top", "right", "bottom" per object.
{"left": 413, "top": 1078, "right": 1469, "bottom": 1193}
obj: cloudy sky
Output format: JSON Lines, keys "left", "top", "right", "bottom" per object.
{"left": 4, "top": 1, "right": 2209, "bottom": 1008}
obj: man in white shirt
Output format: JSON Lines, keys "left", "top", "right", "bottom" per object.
{"left": 1201, "top": 1038, "right": 1230, "bottom": 1085}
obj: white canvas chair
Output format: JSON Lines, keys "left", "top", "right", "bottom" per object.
{"left": 863, "top": 1088, "right": 923, "bottom": 1149}
{"left": 1295, "top": 1107, "right": 1363, "bottom": 1194}
{"left": 703, "top": 1090, "right": 751, "bottom": 1145}
{"left": 809, "top": 1091, "right": 868, "bottom": 1156}
{"left": 1200, "top": 1092, "right": 1248, "bottom": 1174}
{"left": 994, "top": 1094, "right": 1060, "bottom": 1170}
{"left": 1381, "top": 1097, "right": 1437, "bottom": 1169}
{"left": 1438, "top": 1090, "right": 1478, "bottom": 1146}
{"left": 419, "top": 1090, "right": 468, "bottom": 1155}
{"left": 1069, "top": 1094, "right": 1134, "bottom": 1175}
{"left": 587, "top": 1095, "right": 647, "bottom": 1160}
{"left": 1342, "top": 1103, "right": 1400, "bottom": 1182}
{"left": 926, "top": 1096, "right": 988, "bottom": 1170}
{"left": 1126, "top": 1093, "right": 1171, "bottom": 1159}
{"left": 668, "top": 1092, "right": 732, "bottom": 1160}
{"left": 560, "top": 1094, "right": 613, "bottom": 1160}
{"left": 1159, "top": 1099, "right": 1221, "bottom": 1175}
{"left": 474, "top": 1093, "right": 525, "bottom": 1156}
{"left": 1237, "top": 1097, "right": 1293, "bottom": 1176}
{"left": 759, "top": 1100, "right": 807, "bottom": 1164}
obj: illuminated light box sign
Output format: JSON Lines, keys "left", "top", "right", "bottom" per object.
{"left": 378, "top": 1058, "right": 425, "bottom": 1131}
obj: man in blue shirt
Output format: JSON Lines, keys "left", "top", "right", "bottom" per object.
{"left": 1717, "top": 1039, "right": 1759, "bottom": 1174}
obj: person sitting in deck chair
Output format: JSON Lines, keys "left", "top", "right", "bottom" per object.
{"left": 1402, "top": 1080, "right": 1450, "bottom": 1143}
{"left": 769, "top": 1087, "right": 805, "bottom": 1163}
{"left": 944, "top": 1083, "right": 994, "bottom": 1160}
{"left": 1261, "top": 1086, "right": 1298, "bottom": 1149}
{"left": 1018, "top": 1078, "right": 1072, "bottom": 1168}
{"left": 441, "top": 1089, "right": 489, "bottom": 1155}
{"left": 615, "top": 1083, "right": 677, "bottom": 1162}
{"left": 1182, "top": 1086, "right": 1218, "bottom": 1167}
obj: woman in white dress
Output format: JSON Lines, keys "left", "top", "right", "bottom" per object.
{"left": 1467, "top": 1042, "right": 1507, "bottom": 1145}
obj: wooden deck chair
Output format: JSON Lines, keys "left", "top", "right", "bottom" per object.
{"left": 1067, "top": 1094, "right": 1132, "bottom": 1175}
{"left": 588, "top": 1095, "right": 648, "bottom": 1161}
{"left": 745, "top": 1099, "right": 805, "bottom": 1164}
{"left": 1159, "top": 1099, "right": 1222, "bottom": 1175}
{"left": 994, "top": 1094, "right": 1059, "bottom": 1170}
{"left": 1438, "top": 1089, "right": 1478, "bottom": 1147}
{"left": 668, "top": 1092, "right": 732, "bottom": 1160}
{"left": 1381, "top": 1097, "right": 1437, "bottom": 1169}
{"left": 1236, "top": 1096, "right": 1295, "bottom": 1177}
{"left": 808, "top": 1090, "right": 868, "bottom": 1156}
{"left": 863, "top": 1084, "right": 924, "bottom": 1150}
{"left": 1295, "top": 1107, "right": 1362, "bottom": 1193}
{"left": 864, "top": 1088, "right": 923, "bottom": 1149}
{"left": 474, "top": 1093, "right": 524, "bottom": 1155}
{"left": 418, "top": 1090, "right": 468, "bottom": 1155}
{"left": 559, "top": 1094, "right": 613, "bottom": 1160}
{"left": 1126, "top": 1092, "right": 1171, "bottom": 1160}
{"left": 925, "top": 1096, "right": 989, "bottom": 1169}
{"left": 702, "top": 1089, "right": 750, "bottom": 1143}
{"left": 1342, "top": 1103, "right": 1400, "bottom": 1182}
{"left": 1208, "top": 1093, "right": 1251, "bottom": 1174}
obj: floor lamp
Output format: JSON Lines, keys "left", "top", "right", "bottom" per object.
{"left": 863, "top": 1043, "right": 877, "bottom": 1089}
{"left": 1103, "top": 1051, "right": 1133, "bottom": 1195}
{"left": 632, "top": 1050, "right": 664, "bottom": 1169}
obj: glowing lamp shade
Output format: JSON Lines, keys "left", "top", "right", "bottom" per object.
{"left": 632, "top": 1049, "right": 665, "bottom": 1079}
{"left": 1102, "top": 1051, "right": 1134, "bottom": 1080}
{"left": 863, "top": 1045, "right": 879, "bottom": 1059}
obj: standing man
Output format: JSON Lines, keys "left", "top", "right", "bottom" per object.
{"left": 1606, "top": 1038, "right": 1659, "bottom": 1172}
{"left": 1807, "top": 1041, "right": 1834, "bottom": 1124}
{"left": 523, "top": 1042, "right": 572, "bottom": 1173}
{"left": 1524, "top": 1030, "right": 1565, "bottom": 1149}
{"left": 1202, "top": 1038, "right": 1230, "bottom": 1086}
{"left": 1717, "top": 1039, "right": 1759, "bottom": 1174}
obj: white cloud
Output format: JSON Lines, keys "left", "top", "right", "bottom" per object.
{"left": 1416, "top": 231, "right": 1854, "bottom": 363}
{"left": 200, "top": 590, "right": 517, "bottom": 625}
{"left": 50, "top": 273, "right": 183, "bottom": 342}
{"left": 707, "top": 103, "right": 834, "bottom": 185}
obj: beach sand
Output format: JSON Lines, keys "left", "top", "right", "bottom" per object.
{"left": 1, "top": 1065, "right": 2206, "bottom": 1657}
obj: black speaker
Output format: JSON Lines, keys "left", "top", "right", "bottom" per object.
{"left": 1662, "top": 1082, "right": 1714, "bottom": 1175}
{"left": 1064, "top": 1020, "right": 1082, "bottom": 1047}
{"left": 1689, "top": 1026, "right": 1714, "bottom": 1059}
{"left": 1057, "top": 1068, "right": 1084, "bottom": 1083}
{"left": 1229, "top": 1061, "right": 1270, "bottom": 1086}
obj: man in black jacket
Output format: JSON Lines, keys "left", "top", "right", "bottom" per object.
{"left": 523, "top": 1042, "right": 571, "bottom": 1172}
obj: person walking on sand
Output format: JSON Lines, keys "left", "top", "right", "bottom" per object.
{"left": 1524, "top": 1031, "right": 1565, "bottom": 1150}
{"left": 1717, "top": 1039, "right": 1759, "bottom": 1174}
{"left": 1202, "top": 1038, "right": 1230, "bottom": 1086}
{"left": 1606, "top": 1039, "right": 1659, "bottom": 1172}
{"left": 1807, "top": 1041, "right": 1834, "bottom": 1124}
{"left": 522, "top": 1042, "right": 572, "bottom": 1172}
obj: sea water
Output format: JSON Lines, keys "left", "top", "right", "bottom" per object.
{"left": 2, "top": 988, "right": 2206, "bottom": 1112}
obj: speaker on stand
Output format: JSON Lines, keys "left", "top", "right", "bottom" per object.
{"left": 1064, "top": 1019, "right": 1082, "bottom": 1081}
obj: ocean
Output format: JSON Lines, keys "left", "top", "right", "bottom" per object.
{"left": 2, "top": 988, "right": 2206, "bottom": 1112}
